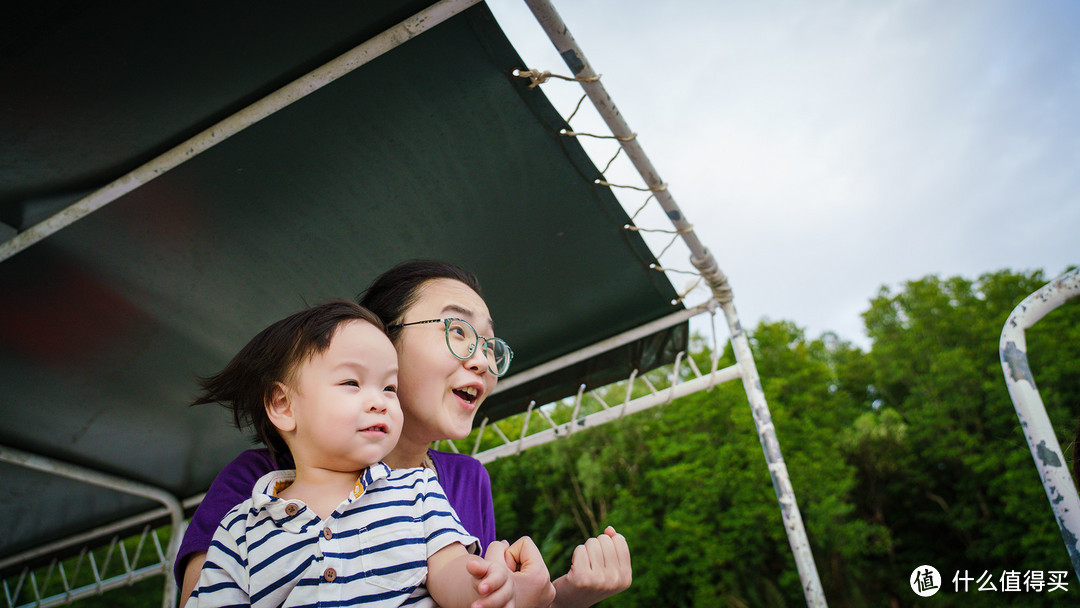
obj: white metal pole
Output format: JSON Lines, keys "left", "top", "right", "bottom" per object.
{"left": 720, "top": 300, "right": 827, "bottom": 606}
{"left": 0, "top": 445, "right": 186, "bottom": 608}
{"left": 520, "top": 2, "right": 827, "bottom": 604}
{"left": 493, "top": 300, "right": 714, "bottom": 394}
{"left": 0, "top": 0, "right": 483, "bottom": 264}
{"left": 1000, "top": 267, "right": 1080, "bottom": 578}
{"left": 521, "top": 0, "right": 732, "bottom": 304}
{"left": 477, "top": 362, "right": 741, "bottom": 463}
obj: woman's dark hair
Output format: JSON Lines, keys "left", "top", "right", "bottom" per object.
{"left": 191, "top": 300, "right": 385, "bottom": 463}
{"left": 358, "top": 259, "right": 483, "bottom": 343}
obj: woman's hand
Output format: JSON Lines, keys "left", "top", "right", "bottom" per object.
{"left": 550, "top": 527, "right": 632, "bottom": 608}
{"left": 498, "top": 537, "right": 556, "bottom": 608}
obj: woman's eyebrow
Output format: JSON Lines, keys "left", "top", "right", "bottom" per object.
{"left": 441, "top": 304, "right": 495, "bottom": 333}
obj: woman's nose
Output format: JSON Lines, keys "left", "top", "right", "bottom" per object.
{"left": 463, "top": 345, "right": 488, "bottom": 374}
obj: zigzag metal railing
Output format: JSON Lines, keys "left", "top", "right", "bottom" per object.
{"left": 2, "top": 524, "right": 171, "bottom": 608}
{"left": 439, "top": 339, "right": 741, "bottom": 464}
{"left": 0, "top": 489, "right": 204, "bottom": 608}
{"left": 0, "top": 446, "right": 189, "bottom": 608}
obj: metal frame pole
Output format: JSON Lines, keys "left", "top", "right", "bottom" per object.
{"left": 0, "top": 446, "right": 185, "bottom": 608}
{"left": 520, "top": 1, "right": 827, "bottom": 604}
{"left": 999, "top": 267, "right": 1080, "bottom": 578}
{"left": 494, "top": 300, "right": 713, "bottom": 394}
{"left": 477, "top": 362, "right": 742, "bottom": 463}
{"left": 720, "top": 299, "right": 827, "bottom": 605}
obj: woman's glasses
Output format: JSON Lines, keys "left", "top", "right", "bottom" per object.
{"left": 391, "top": 318, "right": 514, "bottom": 377}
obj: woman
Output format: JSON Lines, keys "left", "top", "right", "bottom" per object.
{"left": 177, "top": 260, "right": 632, "bottom": 607}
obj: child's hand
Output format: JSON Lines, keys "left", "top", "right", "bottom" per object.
{"left": 465, "top": 540, "right": 515, "bottom": 608}
{"left": 502, "top": 537, "right": 555, "bottom": 608}
{"left": 551, "top": 526, "right": 632, "bottom": 607}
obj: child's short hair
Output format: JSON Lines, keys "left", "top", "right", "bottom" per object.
{"left": 192, "top": 300, "right": 386, "bottom": 462}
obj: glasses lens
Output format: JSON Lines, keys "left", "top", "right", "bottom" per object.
{"left": 444, "top": 319, "right": 477, "bottom": 360}
{"left": 484, "top": 339, "right": 513, "bottom": 376}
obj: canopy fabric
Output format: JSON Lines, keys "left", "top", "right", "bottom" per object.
{"left": 0, "top": 1, "right": 685, "bottom": 566}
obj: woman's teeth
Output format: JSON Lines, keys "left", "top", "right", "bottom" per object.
{"left": 453, "top": 387, "right": 478, "bottom": 403}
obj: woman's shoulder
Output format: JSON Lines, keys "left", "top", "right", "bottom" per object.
{"left": 223, "top": 448, "right": 277, "bottom": 473}
{"left": 211, "top": 448, "right": 289, "bottom": 488}
{"left": 429, "top": 449, "right": 489, "bottom": 477}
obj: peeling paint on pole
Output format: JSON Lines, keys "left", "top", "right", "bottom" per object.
{"left": 1001, "top": 341, "right": 1035, "bottom": 386}
{"left": 722, "top": 299, "right": 827, "bottom": 607}
{"left": 999, "top": 267, "right": 1080, "bottom": 579}
{"left": 1036, "top": 440, "right": 1063, "bottom": 468}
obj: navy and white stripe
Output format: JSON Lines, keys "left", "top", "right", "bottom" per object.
{"left": 189, "top": 464, "right": 478, "bottom": 608}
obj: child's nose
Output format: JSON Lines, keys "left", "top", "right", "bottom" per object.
{"left": 365, "top": 391, "right": 389, "bottom": 413}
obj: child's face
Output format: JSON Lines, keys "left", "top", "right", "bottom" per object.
{"left": 286, "top": 320, "right": 402, "bottom": 472}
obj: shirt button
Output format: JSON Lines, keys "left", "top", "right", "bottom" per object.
{"left": 323, "top": 567, "right": 337, "bottom": 582}
{"left": 285, "top": 503, "right": 299, "bottom": 516}
{"left": 323, "top": 527, "right": 333, "bottom": 540}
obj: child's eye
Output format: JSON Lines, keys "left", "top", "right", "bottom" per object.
{"left": 384, "top": 385, "right": 397, "bottom": 393}
{"left": 342, "top": 380, "right": 359, "bottom": 387}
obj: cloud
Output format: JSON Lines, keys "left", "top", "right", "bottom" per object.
{"left": 490, "top": 0, "right": 1079, "bottom": 347}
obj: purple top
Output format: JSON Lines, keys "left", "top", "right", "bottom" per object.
{"left": 174, "top": 448, "right": 496, "bottom": 585}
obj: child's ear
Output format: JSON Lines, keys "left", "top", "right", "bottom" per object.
{"left": 266, "top": 382, "right": 296, "bottom": 433}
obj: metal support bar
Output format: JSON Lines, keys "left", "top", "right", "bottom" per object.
{"left": 0, "top": 0, "right": 483, "bottom": 263}
{"left": 522, "top": 0, "right": 732, "bottom": 305}
{"left": 475, "top": 363, "right": 741, "bottom": 464}
{"left": 522, "top": 1, "right": 827, "bottom": 604}
{"left": 1000, "top": 267, "right": 1080, "bottom": 578}
{"left": 720, "top": 301, "right": 827, "bottom": 606}
{"left": 0, "top": 446, "right": 184, "bottom": 608}
{"left": 493, "top": 300, "right": 713, "bottom": 395}
{"left": 0, "top": 494, "right": 203, "bottom": 575}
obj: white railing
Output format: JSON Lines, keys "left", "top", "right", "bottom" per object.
{"left": 1000, "top": 267, "right": 1080, "bottom": 579}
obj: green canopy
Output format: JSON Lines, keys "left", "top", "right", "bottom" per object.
{"left": 0, "top": 0, "right": 685, "bottom": 567}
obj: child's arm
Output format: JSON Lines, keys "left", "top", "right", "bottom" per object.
{"left": 550, "top": 527, "right": 632, "bottom": 608}
{"left": 186, "top": 523, "right": 251, "bottom": 607}
{"left": 426, "top": 540, "right": 515, "bottom": 608}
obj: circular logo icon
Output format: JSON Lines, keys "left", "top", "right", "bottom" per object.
{"left": 910, "top": 565, "right": 942, "bottom": 597}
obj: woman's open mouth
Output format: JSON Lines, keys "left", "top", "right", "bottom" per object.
{"left": 452, "top": 385, "right": 480, "bottom": 405}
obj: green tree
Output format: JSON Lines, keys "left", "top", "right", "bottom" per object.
{"left": 851, "top": 268, "right": 1079, "bottom": 606}
{"left": 487, "top": 320, "right": 887, "bottom": 607}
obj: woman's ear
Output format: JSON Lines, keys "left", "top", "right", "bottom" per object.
{"left": 266, "top": 382, "right": 297, "bottom": 433}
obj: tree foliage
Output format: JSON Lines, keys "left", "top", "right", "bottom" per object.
{"left": 487, "top": 267, "right": 1079, "bottom": 607}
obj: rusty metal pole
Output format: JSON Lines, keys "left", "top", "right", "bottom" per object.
{"left": 521, "top": 1, "right": 827, "bottom": 605}
{"left": 1000, "top": 267, "right": 1080, "bottom": 578}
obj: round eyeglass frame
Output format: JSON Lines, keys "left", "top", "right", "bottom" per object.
{"left": 390, "top": 317, "right": 514, "bottom": 377}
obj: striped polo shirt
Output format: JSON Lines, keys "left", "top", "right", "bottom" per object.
{"left": 190, "top": 463, "right": 478, "bottom": 608}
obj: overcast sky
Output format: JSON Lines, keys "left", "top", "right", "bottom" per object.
{"left": 487, "top": 0, "right": 1079, "bottom": 349}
